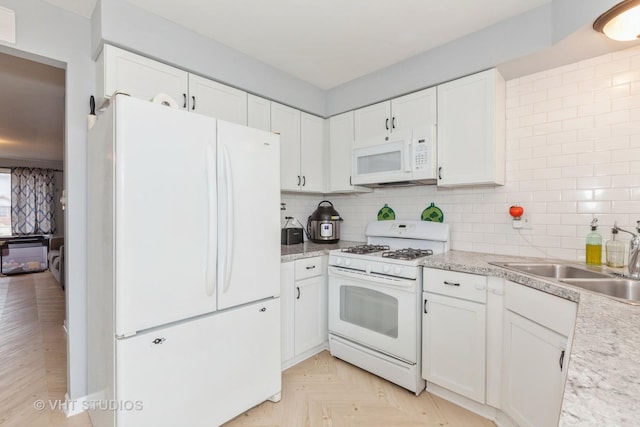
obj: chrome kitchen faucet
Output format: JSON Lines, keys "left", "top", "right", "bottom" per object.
{"left": 613, "top": 221, "right": 640, "bottom": 279}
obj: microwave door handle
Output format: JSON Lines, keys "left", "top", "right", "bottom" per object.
{"left": 404, "top": 139, "right": 412, "bottom": 172}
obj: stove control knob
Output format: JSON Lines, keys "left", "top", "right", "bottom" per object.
{"left": 393, "top": 266, "right": 402, "bottom": 275}
{"left": 335, "top": 257, "right": 341, "bottom": 265}
{"left": 365, "top": 266, "right": 372, "bottom": 274}
{"left": 345, "top": 259, "right": 351, "bottom": 266}
{"left": 383, "top": 265, "right": 390, "bottom": 273}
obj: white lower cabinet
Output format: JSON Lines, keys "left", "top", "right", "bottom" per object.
{"left": 502, "top": 311, "right": 568, "bottom": 427}
{"left": 501, "top": 280, "right": 577, "bottom": 427}
{"left": 281, "top": 256, "right": 328, "bottom": 369}
{"left": 422, "top": 271, "right": 578, "bottom": 426}
{"left": 294, "top": 274, "right": 325, "bottom": 355}
{"left": 422, "top": 268, "right": 487, "bottom": 403}
{"left": 422, "top": 293, "right": 486, "bottom": 403}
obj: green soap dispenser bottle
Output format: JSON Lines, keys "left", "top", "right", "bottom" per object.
{"left": 586, "top": 218, "right": 602, "bottom": 265}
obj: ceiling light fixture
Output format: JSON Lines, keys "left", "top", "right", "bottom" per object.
{"left": 593, "top": 0, "right": 640, "bottom": 41}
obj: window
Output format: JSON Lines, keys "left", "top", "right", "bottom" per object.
{"left": 0, "top": 169, "right": 10, "bottom": 236}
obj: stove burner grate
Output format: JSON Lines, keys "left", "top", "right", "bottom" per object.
{"left": 341, "top": 244, "right": 390, "bottom": 255}
{"left": 381, "top": 248, "right": 434, "bottom": 260}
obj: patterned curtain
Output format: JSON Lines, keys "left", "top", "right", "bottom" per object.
{"left": 10, "top": 167, "right": 56, "bottom": 235}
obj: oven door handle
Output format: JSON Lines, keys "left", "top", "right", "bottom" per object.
{"left": 329, "top": 267, "right": 415, "bottom": 289}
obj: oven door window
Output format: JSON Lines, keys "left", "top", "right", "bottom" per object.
{"left": 340, "top": 286, "right": 398, "bottom": 338}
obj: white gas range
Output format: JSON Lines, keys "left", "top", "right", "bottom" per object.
{"left": 327, "top": 220, "right": 450, "bottom": 395}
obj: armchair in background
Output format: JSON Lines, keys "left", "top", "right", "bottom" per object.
{"left": 48, "top": 236, "right": 64, "bottom": 289}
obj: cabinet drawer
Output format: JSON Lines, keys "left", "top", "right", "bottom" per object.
{"left": 504, "top": 280, "right": 577, "bottom": 336}
{"left": 423, "top": 268, "right": 487, "bottom": 303}
{"left": 295, "top": 257, "right": 323, "bottom": 280}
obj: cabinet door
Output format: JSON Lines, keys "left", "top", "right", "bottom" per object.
{"left": 391, "top": 87, "right": 437, "bottom": 132}
{"left": 280, "top": 262, "right": 295, "bottom": 365}
{"left": 271, "top": 102, "right": 301, "bottom": 191}
{"left": 248, "top": 94, "right": 271, "bottom": 131}
{"left": 437, "top": 69, "right": 505, "bottom": 186}
{"left": 300, "top": 112, "right": 325, "bottom": 192}
{"left": 422, "top": 292, "right": 486, "bottom": 403}
{"left": 502, "top": 310, "right": 568, "bottom": 427}
{"left": 99, "top": 44, "right": 188, "bottom": 109}
{"left": 354, "top": 101, "right": 391, "bottom": 142}
{"left": 294, "top": 274, "right": 326, "bottom": 355}
{"left": 328, "top": 111, "right": 355, "bottom": 192}
{"left": 188, "top": 74, "right": 247, "bottom": 125}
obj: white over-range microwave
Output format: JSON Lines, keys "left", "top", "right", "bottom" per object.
{"left": 351, "top": 126, "right": 437, "bottom": 187}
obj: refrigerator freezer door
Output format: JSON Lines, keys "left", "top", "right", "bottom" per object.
{"left": 216, "top": 121, "right": 281, "bottom": 309}
{"left": 114, "top": 97, "right": 218, "bottom": 336}
{"left": 114, "top": 298, "right": 281, "bottom": 427}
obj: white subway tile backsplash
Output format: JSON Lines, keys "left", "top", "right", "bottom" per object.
{"left": 577, "top": 176, "right": 612, "bottom": 189}
{"left": 594, "top": 188, "right": 631, "bottom": 201}
{"left": 562, "top": 67, "right": 595, "bottom": 84}
{"left": 612, "top": 70, "right": 640, "bottom": 86}
{"left": 533, "top": 121, "right": 563, "bottom": 136}
{"left": 546, "top": 178, "right": 577, "bottom": 190}
{"left": 577, "top": 201, "right": 611, "bottom": 214}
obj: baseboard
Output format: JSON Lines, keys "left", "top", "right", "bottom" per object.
{"left": 425, "top": 383, "right": 517, "bottom": 427}
{"left": 63, "top": 393, "right": 89, "bottom": 417}
{"left": 281, "top": 342, "right": 328, "bottom": 371}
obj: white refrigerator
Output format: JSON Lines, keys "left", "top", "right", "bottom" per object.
{"left": 87, "top": 95, "right": 281, "bottom": 427}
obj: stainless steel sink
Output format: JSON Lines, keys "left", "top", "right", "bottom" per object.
{"left": 559, "top": 278, "right": 640, "bottom": 305}
{"left": 491, "top": 262, "right": 640, "bottom": 304}
{"left": 491, "top": 262, "right": 611, "bottom": 279}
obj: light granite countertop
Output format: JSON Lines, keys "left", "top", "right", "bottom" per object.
{"left": 280, "top": 240, "right": 364, "bottom": 262}
{"left": 421, "top": 250, "right": 640, "bottom": 426}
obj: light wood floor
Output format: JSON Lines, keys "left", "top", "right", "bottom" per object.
{"left": 223, "top": 351, "right": 495, "bottom": 427}
{"left": 0, "top": 272, "right": 92, "bottom": 427}
{"left": 1, "top": 272, "right": 494, "bottom": 427}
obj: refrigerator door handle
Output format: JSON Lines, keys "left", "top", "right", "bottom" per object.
{"left": 222, "top": 144, "right": 234, "bottom": 293}
{"left": 205, "top": 145, "right": 217, "bottom": 297}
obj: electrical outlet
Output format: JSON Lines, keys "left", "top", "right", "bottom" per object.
{"left": 513, "top": 216, "right": 532, "bottom": 230}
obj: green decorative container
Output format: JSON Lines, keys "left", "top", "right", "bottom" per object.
{"left": 377, "top": 204, "right": 395, "bottom": 221}
{"left": 421, "top": 202, "right": 444, "bottom": 222}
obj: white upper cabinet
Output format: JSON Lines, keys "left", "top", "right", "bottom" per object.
{"left": 391, "top": 88, "right": 437, "bottom": 133}
{"left": 97, "top": 45, "right": 249, "bottom": 125}
{"left": 328, "top": 111, "right": 371, "bottom": 193}
{"left": 300, "top": 113, "right": 325, "bottom": 193}
{"left": 271, "top": 102, "right": 302, "bottom": 191}
{"left": 187, "top": 74, "right": 247, "bottom": 125}
{"left": 437, "top": 68, "right": 505, "bottom": 187}
{"left": 97, "top": 44, "right": 188, "bottom": 109}
{"left": 354, "top": 101, "right": 391, "bottom": 141}
{"left": 354, "top": 87, "right": 437, "bottom": 143}
{"left": 247, "top": 94, "right": 271, "bottom": 132}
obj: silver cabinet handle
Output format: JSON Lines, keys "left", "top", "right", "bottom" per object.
{"left": 306, "top": 265, "right": 316, "bottom": 270}
{"left": 192, "top": 95, "right": 196, "bottom": 110}
{"left": 296, "top": 286, "right": 300, "bottom": 299}
{"left": 423, "top": 299, "right": 428, "bottom": 314}
{"left": 444, "top": 281, "right": 460, "bottom": 287}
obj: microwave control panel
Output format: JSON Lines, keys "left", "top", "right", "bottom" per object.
{"left": 413, "top": 138, "right": 431, "bottom": 170}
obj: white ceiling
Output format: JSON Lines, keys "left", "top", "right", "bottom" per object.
{"left": 42, "top": 0, "right": 551, "bottom": 89}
